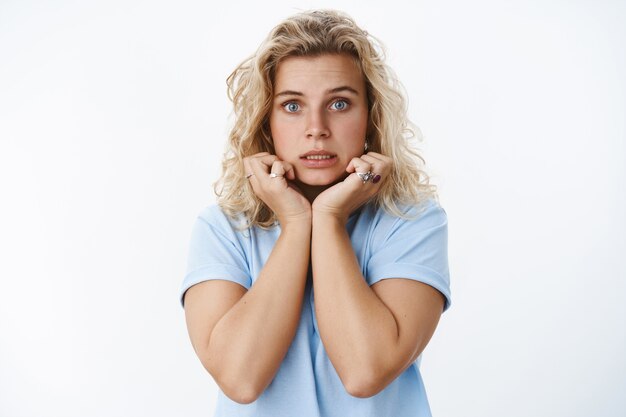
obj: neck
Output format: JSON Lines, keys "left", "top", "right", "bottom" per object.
{"left": 297, "top": 183, "right": 329, "bottom": 203}
{"left": 294, "top": 172, "right": 351, "bottom": 203}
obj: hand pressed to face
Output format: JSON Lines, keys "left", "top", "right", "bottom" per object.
{"left": 243, "top": 152, "right": 311, "bottom": 225}
{"left": 269, "top": 54, "right": 369, "bottom": 202}
{"left": 311, "top": 151, "right": 391, "bottom": 222}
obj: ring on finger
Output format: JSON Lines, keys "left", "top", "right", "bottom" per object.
{"left": 245, "top": 173, "right": 254, "bottom": 179}
{"left": 356, "top": 171, "right": 374, "bottom": 183}
{"left": 269, "top": 173, "right": 283, "bottom": 178}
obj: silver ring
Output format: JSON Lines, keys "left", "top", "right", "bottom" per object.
{"left": 356, "top": 171, "right": 374, "bottom": 183}
{"left": 269, "top": 173, "right": 283, "bottom": 178}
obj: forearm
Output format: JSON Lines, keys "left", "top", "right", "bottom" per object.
{"left": 206, "top": 221, "right": 311, "bottom": 401}
{"left": 311, "top": 214, "right": 402, "bottom": 393}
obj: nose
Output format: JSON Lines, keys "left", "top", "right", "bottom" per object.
{"left": 305, "top": 108, "right": 330, "bottom": 139}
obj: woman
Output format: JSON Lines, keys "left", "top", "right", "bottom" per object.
{"left": 180, "top": 10, "right": 451, "bottom": 417}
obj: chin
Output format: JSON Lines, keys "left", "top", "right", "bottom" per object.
{"left": 298, "top": 171, "right": 347, "bottom": 186}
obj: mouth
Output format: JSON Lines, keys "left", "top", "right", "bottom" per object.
{"left": 299, "top": 150, "right": 337, "bottom": 159}
{"left": 302, "top": 154, "right": 335, "bottom": 160}
{"left": 299, "top": 150, "right": 338, "bottom": 168}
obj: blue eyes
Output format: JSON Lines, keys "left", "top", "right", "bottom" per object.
{"left": 285, "top": 102, "right": 300, "bottom": 112}
{"left": 331, "top": 100, "right": 348, "bottom": 110}
{"left": 282, "top": 99, "right": 349, "bottom": 113}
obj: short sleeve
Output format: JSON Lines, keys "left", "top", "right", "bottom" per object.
{"left": 179, "top": 206, "right": 252, "bottom": 308}
{"left": 365, "top": 201, "right": 452, "bottom": 312}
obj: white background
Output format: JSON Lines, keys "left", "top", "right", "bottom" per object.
{"left": 1, "top": 0, "right": 625, "bottom": 416}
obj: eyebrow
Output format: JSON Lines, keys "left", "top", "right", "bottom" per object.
{"left": 274, "top": 86, "right": 360, "bottom": 98}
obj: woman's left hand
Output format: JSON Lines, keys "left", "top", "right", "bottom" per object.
{"left": 312, "top": 152, "right": 391, "bottom": 223}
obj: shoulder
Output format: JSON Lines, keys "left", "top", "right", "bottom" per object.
{"left": 359, "top": 198, "right": 447, "bottom": 237}
{"left": 400, "top": 198, "right": 448, "bottom": 232}
{"left": 360, "top": 198, "right": 452, "bottom": 312}
{"left": 197, "top": 204, "right": 239, "bottom": 225}
{"left": 193, "top": 204, "right": 280, "bottom": 249}
{"left": 188, "top": 205, "right": 251, "bottom": 256}
{"left": 392, "top": 198, "right": 447, "bottom": 222}
{"left": 195, "top": 204, "right": 250, "bottom": 234}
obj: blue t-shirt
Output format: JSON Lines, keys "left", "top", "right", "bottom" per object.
{"left": 180, "top": 199, "right": 451, "bottom": 417}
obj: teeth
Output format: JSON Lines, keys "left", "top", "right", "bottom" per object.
{"left": 305, "top": 155, "right": 333, "bottom": 160}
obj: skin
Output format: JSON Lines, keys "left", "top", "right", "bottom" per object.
{"left": 269, "top": 54, "right": 369, "bottom": 203}
{"left": 184, "top": 53, "right": 445, "bottom": 403}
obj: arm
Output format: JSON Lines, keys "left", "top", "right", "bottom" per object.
{"left": 310, "top": 151, "right": 447, "bottom": 397}
{"left": 311, "top": 214, "right": 444, "bottom": 398}
{"left": 184, "top": 152, "right": 313, "bottom": 404}
{"left": 184, "top": 220, "right": 311, "bottom": 404}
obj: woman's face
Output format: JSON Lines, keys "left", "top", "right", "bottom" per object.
{"left": 269, "top": 53, "right": 369, "bottom": 189}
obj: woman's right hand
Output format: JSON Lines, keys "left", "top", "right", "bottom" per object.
{"left": 243, "top": 152, "right": 311, "bottom": 226}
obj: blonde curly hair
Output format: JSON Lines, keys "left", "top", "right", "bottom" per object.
{"left": 215, "top": 9, "right": 438, "bottom": 228}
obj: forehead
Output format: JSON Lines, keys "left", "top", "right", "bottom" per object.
{"left": 273, "top": 54, "right": 365, "bottom": 93}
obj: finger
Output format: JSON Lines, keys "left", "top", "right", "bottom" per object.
{"left": 360, "top": 154, "right": 381, "bottom": 165}
{"left": 270, "top": 160, "right": 287, "bottom": 179}
{"left": 249, "top": 154, "right": 278, "bottom": 177}
{"left": 281, "top": 161, "right": 296, "bottom": 180}
{"left": 243, "top": 157, "right": 255, "bottom": 181}
{"left": 358, "top": 157, "right": 387, "bottom": 186}
{"left": 351, "top": 157, "right": 372, "bottom": 174}
{"left": 251, "top": 151, "right": 270, "bottom": 157}
{"left": 361, "top": 151, "right": 385, "bottom": 160}
{"left": 244, "top": 156, "right": 278, "bottom": 191}
{"left": 361, "top": 154, "right": 390, "bottom": 176}
{"left": 349, "top": 158, "right": 375, "bottom": 185}
{"left": 243, "top": 152, "right": 271, "bottom": 175}
{"left": 269, "top": 161, "right": 298, "bottom": 184}
{"left": 346, "top": 157, "right": 368, "bottom": 173}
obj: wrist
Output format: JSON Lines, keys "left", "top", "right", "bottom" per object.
{"left": 279, "top": 212, "right": 312, "bottom": 230}
{"left": 312, "top": 210, "right": 347, "bottom": 228}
